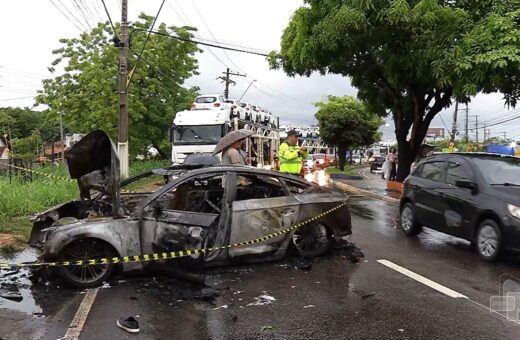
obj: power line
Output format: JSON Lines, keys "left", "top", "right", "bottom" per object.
{"left": 49, "top": 0, "right": 85, "bottom": 31}
{"left": 132, "top": 29, "right": 270, "bottom": 57}
{"left": 128, "top": 48, "right": 193, "bottom": 93}
{"left": 71, "top": 0, "right": 93, "bottom": 30}
{"left": 0, "top": 96, "right": 34, "bottom": 102}
{"left": 467, "top": 110, "right": 520, "bottom": 130}
{"left": 100, "top": 0, "right": 118, "bottom": 39}
{"left": 127, "top": 0, "right": 167, "bottom": 90}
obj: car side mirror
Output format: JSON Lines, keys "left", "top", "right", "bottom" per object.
{"left": 455, "top": 179, "right": 477, "bottom": 191}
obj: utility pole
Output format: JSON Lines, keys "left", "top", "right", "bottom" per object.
{"left": 502, "top": 131, "right": 507, "bottom": 141}
{"left": 59, "top": 111, "right": 64, "bottom": 162}
{"left": 450, "top": 101, "right": 458, "bottom": 142}
{"left": 483, "top": 124, "right": 487, "bottom": 142}
{"left": 118, "top": 0, "right": 129, "bottom": 178}
{"left": 218, "top": 68, "right": 246, "bottom": 98}
{"left": 464, "top": 104, "right": 469, "bottom": 143}
{"left": 475, "top": 115, "right": 479, "bottom": 143}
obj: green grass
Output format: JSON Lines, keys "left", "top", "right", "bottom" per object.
{"left": 0, "top": 160, "right": 172, "bottom": 240}
{"left": 326, "top": 166, "right": 362, "bottom": 177}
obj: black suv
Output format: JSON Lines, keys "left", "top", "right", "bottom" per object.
{"left": 400, "top": 153, "right": 520, "bottom": 262}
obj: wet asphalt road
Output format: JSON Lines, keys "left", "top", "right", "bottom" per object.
{"left": 3, "top": 171, "right": 520, "bottom": 339}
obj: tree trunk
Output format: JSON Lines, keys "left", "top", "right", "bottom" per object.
{"left": 396, "top": 116, "right": 430, "bottom": 181}
{"left": 337, "top": 145, "right": 347, "bottom": 171}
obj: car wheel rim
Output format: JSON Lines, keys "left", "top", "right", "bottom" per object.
{"left": 293, "top": 224, "right": 328, "bottom": 252}
{"left": 401, "top": 207, "right": 413, "bottom": 231}
{"left": 61, "top": 240, "right": 111, "bottom": 284}
{"left": 478, "top": 225, "right": 498, "bottom": 258}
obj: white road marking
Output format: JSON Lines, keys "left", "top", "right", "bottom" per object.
{"left": 377, "top": 259, "right": 467, "bottom": 298}
{"left": 62, "top": 288, "right": 99, "bottom": 340}
{"left": 377, "top": 259, "right": 520, "bottom": 325}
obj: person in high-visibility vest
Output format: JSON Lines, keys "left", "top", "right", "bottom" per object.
{"left": 279, "top": 130, "right": 308, "bottom": 176}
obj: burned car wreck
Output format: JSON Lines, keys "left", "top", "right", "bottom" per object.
{"left": 29, "top": 130, "right": 352, "bottom": 288}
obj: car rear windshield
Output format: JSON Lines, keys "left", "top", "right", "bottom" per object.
{"left": 195, "top": 96, "right": 217, "bottom": 104}
{"left": 313, "top": 154, "right": 325, "bottom": 159}
{"left": 472, "top": 157, "right": 520, "bottom": 186}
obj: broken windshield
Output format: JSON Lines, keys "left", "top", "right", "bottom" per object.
{"left": 173, "top": 125, "right": 223, "bottom": 144}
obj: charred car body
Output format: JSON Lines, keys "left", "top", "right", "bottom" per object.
{"left": 29, "top": 131, "right": 352, "bottom": 288}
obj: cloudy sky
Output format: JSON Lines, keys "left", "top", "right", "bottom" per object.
{"left": 0, "top": 0, "right": 518, "bottom": 140}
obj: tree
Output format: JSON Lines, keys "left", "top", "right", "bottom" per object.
{"left": 36, "top": 13, "right": 200, "bottom": 157}
{"left": 315, "top": 96, "right": 383, "bottom": 171}
{"left": 270, "top": 0, "right": 520, "bottom": 180}
{"left": 0, "top": 107, "right": 45, "bottom": 139}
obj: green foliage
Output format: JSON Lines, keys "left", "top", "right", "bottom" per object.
{"left": 0, "top": 160, "right": 170, "bottom": 237}
{"left": 271, "top": 0, "right": 520, "bottom": 179}
{"left": 36, "top": 13, "right": 200, "bottom": 157}
{"left": 11, "top": 130, "right": 43, "bottom": 159}
{"left": 315, "top": 96, "right": 383, "bottom": 148}
{"left": 315, "top": 96, "right": 382, "bottom": 170}
{"left": 0, "top": 107, "right": 45, "bottom": 139}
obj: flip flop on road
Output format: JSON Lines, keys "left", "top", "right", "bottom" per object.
{"left": 117, "top": 316, "right": 140, "bottom": 334}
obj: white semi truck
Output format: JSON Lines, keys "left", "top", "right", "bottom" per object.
{"left": 169, "top": 108, "right": 280, "bottom": 166}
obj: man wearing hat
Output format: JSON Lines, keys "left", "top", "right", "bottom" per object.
{"left": 279, "top": 130, "right": 308, "bottom": 176}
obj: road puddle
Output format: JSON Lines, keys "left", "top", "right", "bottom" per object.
{"left": 0, "top": 248, "right": 42, "bottom": 314}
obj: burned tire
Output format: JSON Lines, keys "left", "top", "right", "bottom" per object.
{"left": 57, "top": 239, "right": 117, "bottom": 288}
{"left": 292, "top": 223, "right": 331, "bottom": 258}
{"left": 400, "top": 203, "right": 422, "bottom": 236}
{"left": 476, "top": 220, "right": 502, "bottom": 262}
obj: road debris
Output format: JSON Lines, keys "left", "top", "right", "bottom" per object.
{"left": 116, "top": 316, "right": 140, "bottom": 334}
{"left": 303, "top": 305, "right": 315, "bottom": 308}
{"left": 292, "top": 257, "right": 312, "bottom": 271}
{"left": 213, "top": 304, "right": 229, "bottom": 310}
{"left": 260, "top": 326, "right": 273, "bottom": 332}
{"left": 247, "top": 293, "right": 276, "bottom": 306}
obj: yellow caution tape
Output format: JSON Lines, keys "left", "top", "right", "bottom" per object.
{"left": 0, "top": 202, "right": 346, "bottom": 269}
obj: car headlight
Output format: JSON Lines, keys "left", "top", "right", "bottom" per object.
{"left": 319, "top": 159, "right": 325, "bottom": 164}
{"left": 368, "top": 157, "right": 374, "bottom": 162}
{"left": 508, "top": 204, "right": 520, "bottom": 219}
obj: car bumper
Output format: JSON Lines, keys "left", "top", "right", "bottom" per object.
{"left": 501, "top": 216, "right": 520, "bottom": 253}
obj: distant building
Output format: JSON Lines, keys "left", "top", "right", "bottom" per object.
{"left": 426, "top": 128, "right": 445, "bottom": 138}
{"left": 0, "top": 136, "right": 10, "bottom": 160}
{"left": 43, "top": 133, "right": 85, "bottom": 159}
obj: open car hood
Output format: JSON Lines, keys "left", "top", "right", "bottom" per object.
{"left": 65, "top": 130, "right": 120, "bottom": 201}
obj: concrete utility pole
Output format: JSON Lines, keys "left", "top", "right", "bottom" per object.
{"left": 483, "top": 124, "right": 487, "bottom": 142}
{"left": 464, "top": 104, "right": 469, "bottom": 143}
{"left": 450, "top": 101, "right": 459, "bottom": 142}
{"left": 118, "top": 0, "right": 129, "bottom": 178}
{"left": 475, "top": 115, "right": 479, "bottom": 143}
{"left": 218, "top": 68, "right": 246, "bottom": 98}
{"left": 502, "top": 131, "right": 507, "bottom": 141}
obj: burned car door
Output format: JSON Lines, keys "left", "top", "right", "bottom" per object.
{"left": 227, "top": 173, "right": 301, "bottom": 258}
{"left": 138, "top": 173, "right": 226, "bottom": 281}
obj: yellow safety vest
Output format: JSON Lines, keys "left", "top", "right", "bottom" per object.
{"left": 279, "top": 142, "right": 308, "bottom": 174}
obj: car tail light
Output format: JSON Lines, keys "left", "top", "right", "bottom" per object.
{"left": 214, "top": 103, "right": 221, "bottom": 107}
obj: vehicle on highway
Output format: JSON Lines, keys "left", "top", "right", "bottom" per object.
{"left": 224, "top": 98, "right": 246, "bottom": 120}
{"left": 400, "top": 153, "right": 520, "bottom": 262}
{"left": 369, "top": 154, "right": 385, "bottom": 172}
{"left": 30, "top": 131, "right": 352, "bottom": 288}
{"left": 310, "top": 153, "right": 334, "bottom": 170}
{"left": 191, "top": 94, "right": 230, "bottom": 111}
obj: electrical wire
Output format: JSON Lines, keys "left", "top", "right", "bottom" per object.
{"left": 0, "top": 96, "right": 34, "bottom": 102}
{"left": 127, "top": 0, "right": 167, "bottom": 90}
{"left": 100, "top": 0, "right": 118, "bottom": 38}
{"left": 71, "top": 0, "right": 93, "bottom": 30}
{"left": 49, "top": 0, "right": 85, "bottom": 31}
{"left": 133, "top": 29, "right": 269, "bottom": 57}
{"left": 128, "top": 48, "right": 193, "bottom": 93}
{"left": 77, "top": 0, "right": 99, "bottom": 25}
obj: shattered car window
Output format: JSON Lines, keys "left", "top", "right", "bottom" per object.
{"left": 150, "top": 175, "right": 225, "bottom": 214}
{"left": 235, "top": 175, "right": 287, "bottom": 201}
